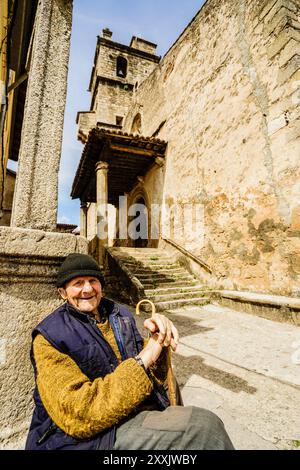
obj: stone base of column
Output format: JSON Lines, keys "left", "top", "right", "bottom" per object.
{"left": 0, "top": 227, "right": 88, "bottom": 449}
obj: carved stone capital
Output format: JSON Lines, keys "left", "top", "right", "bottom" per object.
{"left": 95, "top": 161, "right": 109, "bottom": 172}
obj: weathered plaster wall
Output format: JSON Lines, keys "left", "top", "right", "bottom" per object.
{"left": 123, "top": 0, "right": 300, "bottom": 295}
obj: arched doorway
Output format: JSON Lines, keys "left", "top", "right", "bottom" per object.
{"left": 129, "top": 196, "right": 148, "bottom": 248}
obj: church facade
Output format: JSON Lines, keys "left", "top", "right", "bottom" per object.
{"left": 74, "top": 0, "right": 300, "bottom": 296}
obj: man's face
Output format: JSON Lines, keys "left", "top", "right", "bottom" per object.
{"left": 59, "top": 276, "right": 102, "bottom": 316}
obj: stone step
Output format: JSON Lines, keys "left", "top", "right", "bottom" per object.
{"left": 108, "top": 248, "right": 210, "bottom": 308}
{"left": 145, "top": 285, "right": 206, "bottom": 295}
{"left": 117, "top": 248, "right": 164, "bottom": 253}
{"left": 142, "top": 297, "right": 211, "bottom": 312}
{"left": 131, "top": 267, "right": 186, "bottom": 276}
{"left": 120, "top": 251, "right": 172, "bottom": 259}
{"left": 137, "top": 273, "right": 195, "bottom": 282}
{"left": 127, "top": 258, "right": 175, "bottom": 265}
{"left": 122, "top": 250, "right": 172, "bottom": 258}
{"left": 123, "top": 261, "right": 180, "bottom": 269}
{"left": 148, "top": 290, "right": 210, "bottom": 302}
{"left": 143, "top": 280, "right": 199, "bottom": 288}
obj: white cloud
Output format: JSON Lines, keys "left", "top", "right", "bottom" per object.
{"left": 57, "top": 215, "right": 72, "bottom": 225}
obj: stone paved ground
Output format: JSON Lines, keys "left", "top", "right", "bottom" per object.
{"left": 132, "top": 302, "right": 300, "bottom": 450}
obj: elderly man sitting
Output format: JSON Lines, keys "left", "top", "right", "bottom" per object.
{"left": 26, "top": 253, "right": 234, "bottom": 450}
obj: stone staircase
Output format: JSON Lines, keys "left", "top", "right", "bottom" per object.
{"left": 108, "top": 247, "right": 211, "bottom": 311}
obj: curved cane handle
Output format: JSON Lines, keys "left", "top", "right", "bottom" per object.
{"left": 136, "top": 299, "right": 156, "bottom": 317}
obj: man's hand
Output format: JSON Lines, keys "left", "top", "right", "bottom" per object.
{"left": 136, "top": 314, "right": 179, "bottom": 369}
{"left": 144, "top": 314, "right": 179, "bottom": 351}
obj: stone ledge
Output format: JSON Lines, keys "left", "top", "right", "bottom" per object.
{"left": 0, "top": 254, "right": 59, "bottom": 283}
{"left": 215, "top": 290, "right": 300, "bottom": 325}
{"left": 0, "top": 226, "right": 87, "bottom": 257}
{"left": 262, "top": 0, "right": 298, "bottom": 24}
{"left": 220, "top": 290, "right": 300, "bottom": 309}
{"left": 278, "top": 53, "right": 300, "bottom": 84}
{"left": 265, "top": 13, "right": 300, "bottom": 37}
{"left": 0, "top": 227, "right": 88, "bottom": 283}
{"left": 267, "top": 30, "right": 300, "bottom": 60}
{"left": 279, "top": 43, "right": 300, "bottom": 69}
{"left": 259, "top": 0, "right": 279, "bottom": 22}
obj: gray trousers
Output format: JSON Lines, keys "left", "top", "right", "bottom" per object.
{"left": 113, "top": 406, "right": 234, "bottom": 450}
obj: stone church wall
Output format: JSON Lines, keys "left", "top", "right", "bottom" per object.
{"left": 94, "top": 82, "right": 133, "bottom": 126}
{"left": 124, "top": 0, "right": 300, "bottom": 295}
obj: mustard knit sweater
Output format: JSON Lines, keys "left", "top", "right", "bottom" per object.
{"left": 33, "top": 318, "right": 168, "bottom": 440}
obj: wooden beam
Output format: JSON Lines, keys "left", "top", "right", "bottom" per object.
{"left": 109, "top": 162, "right": 144, "bottom": 169}
{"left": 110, "top": 143, "right": 156, "bottom": 157}
{"left": 109, "top": 159, "right": 153, "bottom": 169}
{"left": 7, "top": 72, "right": 28, "bottom": 93}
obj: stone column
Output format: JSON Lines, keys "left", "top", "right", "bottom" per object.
{"left": 11, "top": 0, "right": 73, "bottom": 231}
{"left": 95, "top": 161, "right": 109, "bottom": 263}
{"left": 0, "top": 1, "right": 80, "bottom": 450}
{"left": 86, "top": 203, "right": 97, "bottom": 239}
{"left": 80, "top": 203, "right": 88, "bottom": 237}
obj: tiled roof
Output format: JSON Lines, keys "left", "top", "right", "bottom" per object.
{"left": 71, "top": 127, "right": 167, "bottom": 204}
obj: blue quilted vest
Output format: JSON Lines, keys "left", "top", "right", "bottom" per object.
{"left": 25, "top": 298, "right": 169, "bottom": 450}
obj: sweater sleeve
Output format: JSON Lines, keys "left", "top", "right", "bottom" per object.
{"left": 143, "top": 338, "right": 169, "bottom": 385}
{"left": 33, "top": 334, "right": 153, "bottom": 439}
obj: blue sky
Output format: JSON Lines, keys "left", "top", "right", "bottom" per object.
{"left": 56, "top": 0, "right": 206, "bottom": 226}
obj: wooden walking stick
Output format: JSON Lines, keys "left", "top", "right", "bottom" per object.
{"left": 136, "top": 299, "right": 177, "bottom": 406}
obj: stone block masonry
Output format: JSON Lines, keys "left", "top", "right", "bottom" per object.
{"left": 80, "top": 31, "right": 160, "bottom": 138}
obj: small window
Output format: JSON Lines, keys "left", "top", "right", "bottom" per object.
{"left": 116, "top": 56, "right": 127, "bottom": 78}
{"left": 116, "top": 116, "right": 123, "bottom": 126}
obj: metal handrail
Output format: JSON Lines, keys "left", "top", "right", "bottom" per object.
{"left": 162, "top": 237, "right": 212, "bottom": 274}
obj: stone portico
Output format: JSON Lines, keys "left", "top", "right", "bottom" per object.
{"left": 71, "top": 127, "right": 167, "bottom": 262}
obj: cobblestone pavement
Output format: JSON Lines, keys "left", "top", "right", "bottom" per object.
{"left": 131, "top": 301, "right": 300, "bottom": 450}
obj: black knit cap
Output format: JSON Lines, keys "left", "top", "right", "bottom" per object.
{"left": 56, "top": 253, "right": 105, "bottom": 288}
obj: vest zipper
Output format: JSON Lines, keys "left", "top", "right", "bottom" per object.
{"left": 36, "top": 423, "right": 56, "bottom": 444}
{"left": 111, "top": 316, "right": 127, "bottom": 361}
